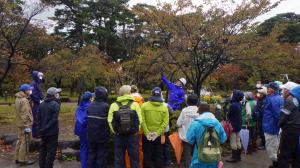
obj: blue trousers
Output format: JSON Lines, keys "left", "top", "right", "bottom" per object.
{"left": 114, "top": 134, "right": 139, "bottom": 168}
{"left": 32, "top": 103, "right": 40, "bottom": 138}
{"left": 80, "top": 135, "right": 88, "bottom": 168}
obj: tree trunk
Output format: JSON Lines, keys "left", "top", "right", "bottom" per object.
{"left": 193, "top": 82, "right": 202, "bottom": 97}
{"left": 54, "top": 76, "right": 63, "bottom": 88}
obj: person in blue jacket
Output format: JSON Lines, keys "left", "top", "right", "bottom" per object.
{"left": 186, "top": 103, "right": 227, "bottom": 168}
{"left": 161, "top": 73, "right": 186, "bottom": 111}
{"left": 226, "top": 90, "right": 244, "bottom": 163}
{"left": 263, "top": 82, "right": 284, "bottom": 168}
{"left": 31, "top": 71, "right": 44, "bottom": 138}
{"left": 75, "top": 91, "right": 94, "bottom": 168}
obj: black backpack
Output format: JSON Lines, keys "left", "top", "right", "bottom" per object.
{"left": 112, "top": 101, "right": 139, "bottom": 135}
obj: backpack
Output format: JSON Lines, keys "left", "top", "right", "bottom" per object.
{"left": 198, "top": 126, "right": 221, "bottom": 163}
{"left": 112, "top": 101, "right": 139, "bottom": 135}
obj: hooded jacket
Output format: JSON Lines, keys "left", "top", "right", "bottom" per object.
{"left": 186, "top": 112, "right": 227, "bottom": 168}
{"left": 74, "top": 100, "right": 91, "bottom": 137}
{"left": 87, "top": 88, "right": 109, "bottom": 143}
{"left": 38, "top": 94, "right": 60, "bottom": 136}
{"left": 108, "top": 95, "right": 142, "bottom": 134}
{"left": 263, "top": 92, "right": 284, "bottom": 135}
{"left": 177, "top": 106, "right": 199, "bottom": 142}
{"left": 30, "top": 71, "right": 43, "bottom": 104}
{"left": 162, "top": 75, "right": 185, "bottom": 111}
{"left": 227, "top": 90, "right": 244, "bottom": 132}
{"left": 141, "top": 101, "right": 169, "bottom": 136}
{"left": 15, "top": 92, "right": 33, "bottom": 128}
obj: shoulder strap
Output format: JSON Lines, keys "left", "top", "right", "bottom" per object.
{"left": 116, "top": 100, "right": 133, "bottom": 108}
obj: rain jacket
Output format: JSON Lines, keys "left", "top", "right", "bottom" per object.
{"left": 108, "top": 95, "right": 142, "bottom": 134}
{"left": 38, "top": 95, "right": 60, "bottom": 136}
{"left": 87, "top": 88, "right": 109, "bottom": 143}
{"left": 31, "top": 71, "right": 43, "bottom": 137}
{"left": 162, "top": 75, "right": 185, "bottom": 111}
{"left": 15, "top": 92, "right": 33, "bottom": 128}
{"left": 141, "top": 101, "right": 169, "bottom": 136}
{"left": 176, "top": 106, "right": 199, "bottom": 142}
{"left": 279, "top": 86, "right": 300, "bottom": 130}
{"left": 263, "top": 93, "right": 284, "bottom": 135}
{"left": 186, "top": 112, "right": 227, "bottom": 168}
{"left": 30, "top": 71, "right": 43, "bottom": 104}
{"left": 227, "top": 90, "right": 244, "bottom": 132}
{"left": 75, "top": 101, "right": 91, "bottom": 137}
{"left": 131, "top": 93, "right": 144, "bottom": 106}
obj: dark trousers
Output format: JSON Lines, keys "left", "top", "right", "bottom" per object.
{"left": 88, "top": 141, "right": 108, "bottom": 168}
{"left": 278, "top": 128, "right": 300, "bottom": 168}
{"left": 39, "top": 134, "right": 58, "bottom": 168}
{"left": 32, "top": 103, "right": 40, "bottom": 138}
{"left": 79, "top": 135, "right": 88, "bottom": 168}
{"left": 182, "top": 141, "right": 192, "bottom": 168}
{"left": 258, "top": 121, "right": 265, "bottom": 147}
{"left": 114, "top": 134, "right": 139, "bottom": 168}
{"left": 163, "top": 132, "right": 172, "bottom": 165}
{"left": 143, "top": 135, "right": 163, "bottom": 168}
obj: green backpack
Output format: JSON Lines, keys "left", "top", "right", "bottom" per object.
{"left": 198, "top": 126, "right": 221, "bottom": 163}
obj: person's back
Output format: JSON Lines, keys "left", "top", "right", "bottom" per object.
{"left": 141, "top": 87, "right": 169, "bottom": 168}
{"left": 87, "top": 87, "right": 109, "bottom": 168}
{"left": 38, "top": 94, "right": 60, "bottom": 136}
{"left": 38, "top": 87, "right": 61, "bottom": 168}
{"left": 186, "top": 105, "right": 227, "bottom": 168}
{"left": 88, "top": 88, "right": 109, "bottom": 141}
{"left": 176, "top": 94, "right": 199, "bottom": 168}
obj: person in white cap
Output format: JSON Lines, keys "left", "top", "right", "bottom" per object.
{"left": 161, "top": 73, "right": 186, "bottom": 111}
{"left": 280, "top": 81, "right": 299, "bottom": 99}
{"left": 38, "top": 87, "right": 62, "bottom": 168}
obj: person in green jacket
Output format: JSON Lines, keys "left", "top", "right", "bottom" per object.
{"left": 108, "top": 85, "right": 142, "bottom": 168}
{"left": 141, "top": 87, "right": 169, "bottom": 168}
{"left": 242, "top": 92, "right": 257, "bottom": 154}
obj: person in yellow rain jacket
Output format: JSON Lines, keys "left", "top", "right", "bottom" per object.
{"left": 108, "top": 85, "right": 142, "bottom": 168}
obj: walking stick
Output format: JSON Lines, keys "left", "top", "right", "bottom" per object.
{"left": 24, "top": 131, "right": 30, "bottom": 153}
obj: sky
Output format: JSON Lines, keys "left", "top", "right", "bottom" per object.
{"left": 29, "top": 0, "right": 300, "bottom": 33}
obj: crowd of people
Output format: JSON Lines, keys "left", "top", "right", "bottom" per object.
{"left": 12, "top": 70, "right": 300, "bottom": 168}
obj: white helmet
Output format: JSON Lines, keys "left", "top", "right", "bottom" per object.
{"left": 179, "top": 78, "right": 187, "bottom": 86}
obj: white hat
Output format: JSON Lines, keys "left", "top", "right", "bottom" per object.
{"left": 257, "top": 86, "right": 267, "bottom": 95}
{"left": 280, "top": 81, "right": 299, "bottom": 91}
{"left": 179, "top": 78, "right": 187, "bottom": 86}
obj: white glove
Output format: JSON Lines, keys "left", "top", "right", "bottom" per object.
{"left": 40, "top": 100, "right": 44, "bottom": 104}
{"left": 151, "top": 132, "right": 159, "bottom": 141}
{"left": 24, "top": 128, "right": 31, "bottom": 133}
{"left": 146, "top": 134, "right": 152, "bottom": 141}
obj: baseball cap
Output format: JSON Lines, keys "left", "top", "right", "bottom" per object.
{"left": 149, "top": 87, "right": 163, "bottom": 102}
{"left": 82, "top": 91, "right": 95, "bottom": 100}
{"left": 47, "top": 87, "right": 62, "bottom": 96}
{"left": 267, "top": 82, "right": 279, "bottom": 91}
{"left": 19, "top": 84, "right": 34, "bottom": 92}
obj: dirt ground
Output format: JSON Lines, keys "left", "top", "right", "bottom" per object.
{"left": 0, "top": 150, "right": 271, "bottom": 168}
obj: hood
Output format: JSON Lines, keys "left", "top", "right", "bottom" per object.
{"left": 78, "top": 101, "right": 90, "bottom": 111}
{"left": 183, "top": 106, "right": 199, "bottom": 118}
{"left": 15, "top": 91, "right": 27, "bottom": 98}
{"left": 95, "top": 87, "right": 108, "bottom": 102}
{"left": 149, "top": 101, "right": 164, "bottom": 106}
{"left": 32, "top": 71, "right": 42, "bottom": 83}
{"left": 194, "top": 112, "right": 219, "bottom": 127}
{"left": 290, "top": 86, "right": 300, "bottom": 103}
{"left": 231, "top": 90, "right": 244, "bottom": 102}
{"left": 116, "top": 95, "right": 134, "bottom": 103}
{"left": 44, "top": 94, "right": 57, "bottom": 102}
